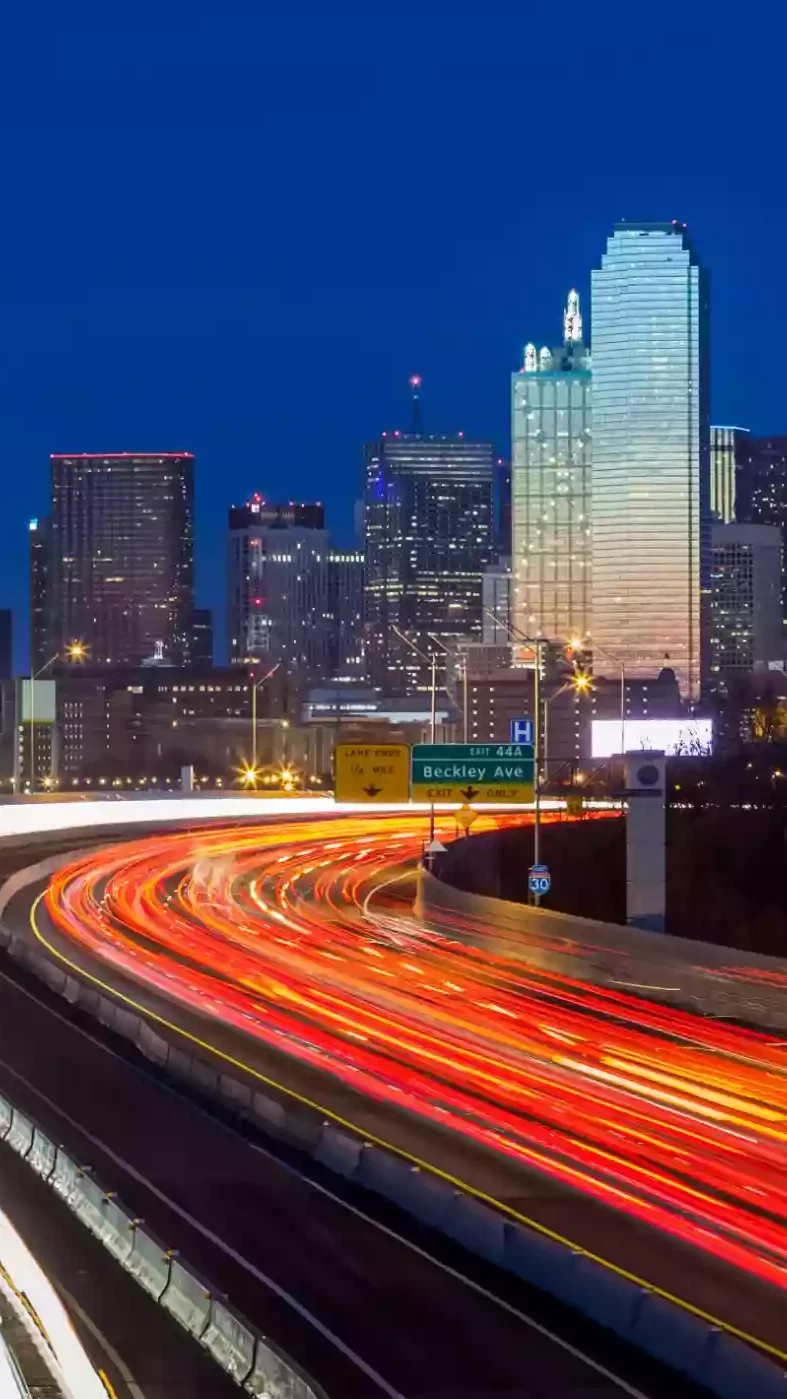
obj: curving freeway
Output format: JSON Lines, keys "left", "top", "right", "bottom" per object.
{"left": 32, "top": 809, "right": 787, "bottom": 1326}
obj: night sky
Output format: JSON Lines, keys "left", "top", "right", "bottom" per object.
{"left": 2, "top": 2, "right": 785, "bottom": 665}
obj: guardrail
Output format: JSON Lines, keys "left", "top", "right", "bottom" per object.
{"left": 0, "top": 1087, "right": 324, "bottom": 1399}
{"left": 2, "top": 855, "right": 787, "bottom": 1398}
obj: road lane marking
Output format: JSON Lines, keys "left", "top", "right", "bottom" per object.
{"left": 0, "top": 1039, "right": 651, "bottom": 1399}
{"left": 24, "top": 879, "right": 787, "bottom": 1372}
{"left": 53, "top": 1285, "right": 146, "bottom": 1399}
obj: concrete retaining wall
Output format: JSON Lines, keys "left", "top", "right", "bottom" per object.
{"left": 417, "top": 864, "right": 787, "bottom": 1031}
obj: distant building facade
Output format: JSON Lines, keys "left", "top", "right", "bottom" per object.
{"left": 42, "top": 453, "right": 195, "bottom": 668}
{"left": 227, "top": 497, "right": 330, "bottom": 680}
{"left": 30, "top": 517, "right": 50, "bottom": 673}
{"left": 736, "top": 435, "right": 787, "bottom": 626}
{"left": 482, "top": 561, "right": 511, "bottom": 642}
{"left": 710, "top": 523, "right": 783, "bottom": 687}
{"left": 511, "top": 290, "right": 592, "bottom": 647}
{"left": 363, "top": 430, "right": 495, "bottom": 693}
{"left": 591, "top": 223, "right": 710, "bottom": 699}
{"left": 327, "top": 550, "right": 365, "bottom": 681}
{"left": 710, "top": 426, "right": 748, "bottom": 523}
{"left": 191, "top": 608, "right": 213, "bottom": 670}
{"left": 0, "top": 610, "right": 12, "bottom": 682}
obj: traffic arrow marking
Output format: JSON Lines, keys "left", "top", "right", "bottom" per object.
{"left": 459, "top": 785, "right": 480, "bottom": 802}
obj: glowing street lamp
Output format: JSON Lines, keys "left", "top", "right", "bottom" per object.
{"left": 29, "top": 640, "right": 88, "bottom": 794}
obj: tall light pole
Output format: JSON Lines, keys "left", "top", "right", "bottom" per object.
{"left": 427, "top": 634, "right": 467, "bottom": 742}
{"left": 250, "top": 663, "right": 280, "bottom": 774}
{"left": 29, "top": 641, "right": 87, "bottom": 794}
{"left": 482, "top": 608, "right": 550, "bottom": 903}
{"left": 393, "top": 626, "right": 438, "bottom": 841}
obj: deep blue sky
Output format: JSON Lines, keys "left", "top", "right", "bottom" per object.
{"left": 2, "top": 2, "right": 786, "bottom": 665}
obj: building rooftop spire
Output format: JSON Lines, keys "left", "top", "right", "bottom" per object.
{"left": 564, "top": 288, "right": 582, "bottom": 344}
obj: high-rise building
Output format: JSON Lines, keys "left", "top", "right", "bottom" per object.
{"left": 591, "top": 223, "right": 710, "bottom": 699}
{"left": 327, "top": 550, "right": 365, "bottom": 681}
{"left": 191, "top": 608, "right": 213, "bottom": 670}
{"left": 44, "top": 453, "right": 194, "bottom": 668}
{"left": 482, "top": 561, "right": 512, "bottom": 642}
{"left": 511, "top": 291, "right": 592, "bottom": 646}
{"left": 736, "top": 435, "right": 787, "bottom": 625}
{"left": 227, "top": 497, "right": 330, "bottom": 678}
{"left": 364, "top": 397, "right": 495, "bottom": 693}
{"left": 0, "top": 611, "right": 11, "bottom": 681}
{"left": 710, "top": 523, "right": 783, "bottom": 686}
{"left": 710, "top": 426, "right": 748, "bottom": 523}
{"left": 30, "top": 517, "right": 50, "bottom": 673}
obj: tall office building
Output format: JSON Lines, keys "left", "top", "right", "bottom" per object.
{"left": 227, "top": 497, "right": 330, "bottom": 678}
{"left": 191, "top": 608, "right": 214, "bottom": 670}
{"left": 591, "top": 223, "right": 710, "bottom": 699}
{"left": 30, "top": 517, "right": 50, "bottom": 673}
{"left": 511, "top": 290, "right": 591, "bottom": 645}
{"left": 44, "top": 453, "right": 194, "bottom": 668}
{"left": 736, "top": 435, "right": 787, "bottom": 625}
{"left": 482, "top": 561, "right": 512, "bottom": 643}
{"left": 327, "top": 549, "right": 365, "bottom": 681}
{"left": 0, "top": 611, "right": 11, "bottom": 681}
{"left": 710, "top": 523, "right": 782, "bottom": 686}
{"left": 710, "top": 426, "right": 748, "bottom": 523}
{"left": 364, "top": 404, "right": 495, "bottom": 693}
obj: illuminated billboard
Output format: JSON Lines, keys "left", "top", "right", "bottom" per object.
{"left": 591, "top": 718, "right": 713, "bottom": 758}
{"left": 19, "top": 679, "right": 56, "bottom": 725}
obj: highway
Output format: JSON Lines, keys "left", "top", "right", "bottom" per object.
{"left": 4, "top": 809, "right": 787, "bottom": 1389}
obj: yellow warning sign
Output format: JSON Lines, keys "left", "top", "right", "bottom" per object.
{"left": 334, "top": 743, "right": 411, "bottom": 804}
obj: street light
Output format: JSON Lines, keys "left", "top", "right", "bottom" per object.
{"left": 427, "top": 633, "right": 468, "bottom": 742}
{"left": 483, "top": 608, "right": 550, "bottom": 902}
{"left": 29, "top": 641, "right": 87, "bottom": 794}
{"left": 393, "top": 626, "right": 439, "bottom": 844}
{"left": 392, "top": 627, "right": 437, "bottom": 742}
{"left": 250, "top": 663, "right": 280, "bottom": 771}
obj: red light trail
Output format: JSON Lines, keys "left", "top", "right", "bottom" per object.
{"left": 40, "top": 813, "right": 787, "bottom": 1296}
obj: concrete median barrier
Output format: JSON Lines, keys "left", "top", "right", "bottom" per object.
{"left": 94, "top": 1196, "right": 136, "bottom": 1265}
{"left": 219, "top": 1074, "right": 252, "bottom": 1112}
{"left": 138, "top": 1021, "right": 169, "bottom": 1065}
{"left": 161, "top": 1258, "right": 212, "bottom": 1339}
{"left": 0, "top": 1095, "right": 13, "bottom": 1140}
{"left": 707, "top": 1330, "right": 787, "bottom": 1399}
{"left": 245, "top": 1337, "right": 322, "bottom": 1399}
{"left": 504, "top": 1221, "right": 583, "bottom": 1296}
{"left": 202, "top": 1298, "right": 255, "bottom": 1384}
{"left": 629, "top": 1290, "right": 716, "bottom": 1380}
{"left": 28, "top": 1128, "right": 57, "bottom": 1181}
{"left": 125, "top": 1226, "right": 172, "bottom": 1301}
{"left": 51, "top": 1149, "right": 81, "bottom": 1206}
{"left": 71, "top": 1173, "right": 113, "bottom": 1235}
{"left": 441, "top": 1193, "right": 506, "bottom": 1266}
{"left": 6, "top": 1109, "right": 34, "bottom": 1159}
{"left": 250, "top": 1090, "right": 288, "bottom": 1135}
{"left": 313, "top": 1125, "right": 364, "bottom": 1178}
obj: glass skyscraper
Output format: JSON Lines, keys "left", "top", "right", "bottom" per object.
{"left": 591, "top": 223, "right": 710, "bottom": 699}
{"left": 46, "top": 453, "right": 195, "bottom": 668}
{"left": 364, "top": 431, "right": 495, "bottom": 693}
{"left": 511, "top": 291, "right": 591, "bottom": 645}
{"left": 710, "top": 425, "right": 748, "bottom": 523}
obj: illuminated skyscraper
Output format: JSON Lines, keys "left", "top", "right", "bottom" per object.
{"left": 363, "top": 399, "right": 495, "bottom": 693}
{"left": 710, "top": 426, "right": 748, "bottom": 523}
{"left": 591, "top": 224, "right": 710, "bottom": 699}
{"left": 737, "top": 435, "right": 787, "bottom": 625}
{"left": 47, "top": 453, "right": 194, "bottom": 667}
{"left": 511, "top": 290, "right": 591, "bottom": 645}
{"left": 227, "top": 497, "right": 330, "bottom": 677}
